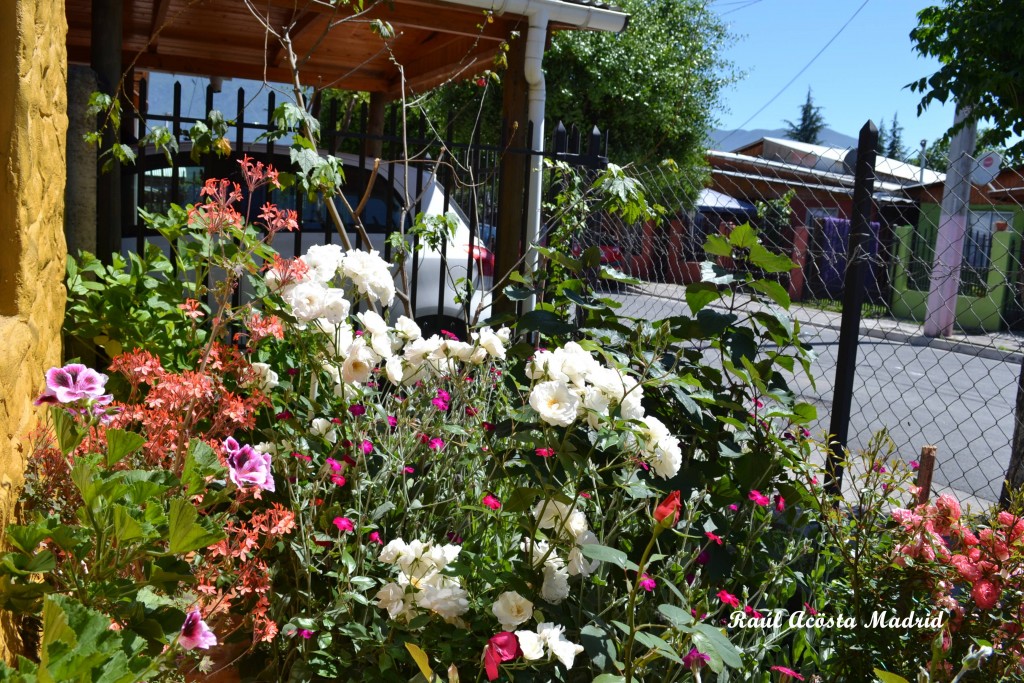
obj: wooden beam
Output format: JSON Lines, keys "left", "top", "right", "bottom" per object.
{"left": 388, "top": 41, "right": 499, "bottom": 95}
{"left": 272, "top": 9, "right": 324, "bottom": 67}
{"left": 149, "top": 0, "right": 172, "bottom": 48}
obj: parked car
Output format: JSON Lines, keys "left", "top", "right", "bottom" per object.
{"left": 127, "top": 148, "right": 494, "bottom": 338}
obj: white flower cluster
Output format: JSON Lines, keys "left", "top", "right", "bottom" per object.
{"left": 526, "top": 342, "right": 682, "bottom": 479}
{"left": 374, "top": 538, "right": 469, "bottom": 623}
{"left": 523, "top": 500, "right": 600, "bottom": 604}
{"left": 515, "top": 623, "right": 584, "bottom": 670}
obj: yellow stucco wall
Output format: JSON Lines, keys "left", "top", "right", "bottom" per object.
{"left": 0, "top": 0, "right": 68, "bottom": 661}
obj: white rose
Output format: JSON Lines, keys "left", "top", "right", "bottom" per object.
{"left": 526, "top": 349, "right": 565, "bottom": 382}
{"left": 529, "top": 380, "right": 581, "bottom": 427}
{"left": 301, "top": 243, "right": 344, "bottom": 283}
{"left": 404, "top": 336, "right": 443, "bottom": 367}
{"left": 320, "top": 288, "right": 351, "bottom": 324}
{"left": 533, "top": 499, "right": 573, "bottom": 532}
{"left": 557, "top": 343, "right": 599, "bottom": 388}
{"left": 341, "top": 249, "right": 395, "bottom": 305}
{"left": 443, "top": 340, "right": 474, "bottom": 361}
{"left": 540, "top": 565, "right": 571, "bottom": 604}
{"left": 582, "top": 386, "right": 611, "bottom": 427}
{"left": 284, "top": 281, "right": 327, "bottom": 322}
{"left": 567, "top": 531, "right": 600, "bottom": 577}
{"left": 243, "top": 362, "right": 279, "bottom": 392}
{"left": 417, "top": 583, "right": 469, "bottom": 620}
{"left": 394, "top": 316, "right": 422, "bottom": 341}
{"left": 341, "top": 337, "right": 379, "bottom": 385}
{"left": 521, "top": 537, "right": 563, "bottom": 569}
{"left": 379, "top": 539, "right": 410, "bottom": 564}
{"left": 491, "top": 591, "right": 534, "bottom": 631}
{"left": 375, "top": 582, "right": 409, "bottom": 620}
{"left": 475, "top": 327, "right": 507, "bottom": 360}
{"left": 515, "top": 630, "right": 546, "bottom": 661}
{"left": 565, "top": 511, "right": 589, "bottom": 539}
{"left": 310, "top": 417, "right": 337, "bottom": 444}
{"left": 537, "top": 622, "right": 584, "bottom": 669}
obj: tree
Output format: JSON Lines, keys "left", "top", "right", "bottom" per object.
{"left": 886, "top": 112, "right": 906, "bottom": 160}
{"left": 910, "top": 0, "right": 1024, "bottom": 156}
{"left": 418, "top": 0, "right": 736, "bottom": 167}
{"left": 877, "top": 117, "right": 889, "bottom": 156}
{"left": 784, "top": 88, "right": 826, "bottom": 144}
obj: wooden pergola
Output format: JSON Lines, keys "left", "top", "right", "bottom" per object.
{"left": 65, "top": 0, "right": 533, "bottom": 96}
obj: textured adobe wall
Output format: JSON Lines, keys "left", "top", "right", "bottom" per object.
{"left": 0, "top": 0, "right": 68, "bottom": 661}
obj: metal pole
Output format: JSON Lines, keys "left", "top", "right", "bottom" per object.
{"left": 924, "top": 105, "right": 977, "bottom": 338}
{"left": 825, "top": 120, "right": 878, "bottom": 495}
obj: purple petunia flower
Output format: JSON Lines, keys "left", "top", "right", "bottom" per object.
{"left": 224, "top": 438, "right": 275, "bottom": 492}
{"left": 40, "top": 364, "right": 109, "bottom": 404}
{"left": 179, "top": 609, "right": 217, "bottom": 650}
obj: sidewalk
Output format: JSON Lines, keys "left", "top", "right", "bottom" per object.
{"left": 635, "top": 281, "right": 1024, "bottom": 364}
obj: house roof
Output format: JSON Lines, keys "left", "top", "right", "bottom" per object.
{"left": 729, "top": 136, "right": 945, "bottom": 187}
{"left": 66, "top": 0, "right": 629, "bottom": 96}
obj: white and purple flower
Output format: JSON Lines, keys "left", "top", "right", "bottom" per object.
{"left": 179, "top": 609, "right": 217, "bottom": 650}
{"left": 224, "top": 437, "right": 275, "bottom": 492}
{"left": 36, "top": 363, "right": 109, "bottom": 405}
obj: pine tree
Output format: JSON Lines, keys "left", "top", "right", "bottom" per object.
{"left": 886, "top": 112, "right": 906, "bottom": 160}
{"left": 877, "top": 117, "right": 889, "bottom": 156}
{"left": 784, "top": 88, "right": 826, "bottom": 144}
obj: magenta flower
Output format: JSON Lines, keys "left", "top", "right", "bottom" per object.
{"left": 276, "top": 410, "right": 293, "bottom": 420}
{"left": 298, "top": 629, "right": 314, "bottom": 639}
{"left": 481, "top": 493, "right": 502, "bottom": 510}
{"left": 682, "top": 648, "right": 709, "bottom": 669}
{"left": 432, "top": 389, "right": 451, "bottom": 411}
{"left": 291, "top": 451, "right": 312, "bottom": 463}
{"left": 368, "top": 531, "right": 383, "bottom": 545}
{"left": 910, "top": 460, "right": 920, "bottom": 471}
{"left": 386, "top": 415, "right": 398, "bottom": 428}
{"left": 224, "top": 438, "right": 275, "bottom": 492}
{"left": 333, "top": 517, "right": 355, "bottom": 533}
{"left": 717, "top": 590, "right": 740, "bottom": 608}
{"left": 349, "top": 404, "right": 366, "bottom": 416}
{"left": 39, "top": 364, "right": 108, "bottom": 404}
{"left": 705, "top": 531, "right": 723, "bottom": 545}
{"left": 748, "top": 490, "right": 770, "bottom": 506}
{"left": 403, "top": 465, "right": 415, "bottom": 474}
{"left": 770, "top": 665, "right": 804, "bottom": 681}
{"left": 326, "top": 457, "right": 343, "bottom": 473}
{"left": 639, "top": 573, "right": 657, "bottom": 591}
{"left": 179, "top": 610, "right": 217, "bottom": 650}
{"left": 535, "top": 447, "right": 555, "bottom": 458}
{"left": 361, "top": 439, "right": 374, "bottom": 455}
{"left": 428, "top": 437, "right": 445, "bottom": 451}
{"left": 330, "top": 475, "right": 346, "bottom": 487}
{"left": 744, "top": 605, "right": 763, "bottom": 619}
{"left": 774, "top": 495, "right": 785, "bottom": 512}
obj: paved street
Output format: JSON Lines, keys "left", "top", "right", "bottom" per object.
{"left": 608, "top": 290, "right": 1020, "bottom": 507}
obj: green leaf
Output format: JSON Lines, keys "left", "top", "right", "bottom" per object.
{"left": 791, "top": 402, "right": 818, "bottom": 424}
{"left": 748, "top": 279, "right": 791, "bottom": 310}
{"left": 580, "top": 544, "right": 638, "bottom": 571}
{"left": 593, "top": 676, "right": 626, "bottom": 683}
{"left": 517, "top": 310, "right": 576, "bottom": 337}
{"left": 111, "top": 505, "right": 145, "bottom": 544}
{"left": 657, "top": 603, "right": 694, "bottom": 629}
{"left": 703, "top": 234, "right": 732, "bottom": 257}
{"left": 503, "top": 487, "right": 540, "bottom": 513}
{"left": 693, "top": 623, "right": 742, "bottom": 669}
{"left": 728, "top": 222, "right": 756, "bottom": 249}
{"left": 685, "top": 283, "right": 721, "bottom": 315}
{"left": 633, "top": 631, "right": 683, "bottom": 664}
{"left": 167, "top": 499, "right": 225, "bottom": 555}
{"left": 872, "top": 671, "right": 910, "bottom": 683}
{"left": 105, "top": 429, "right": 146, "bottom": 467}
{"left": 749, "top": 243, "right": 797, "bottom": 273}
{"left": 181, "top": 439, "right": 225, "bottom": 496}
{"left": 51, "top": 409, "right": 84, "bottom": 457}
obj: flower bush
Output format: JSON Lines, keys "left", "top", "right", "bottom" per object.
{"left": 8, "top": 156, "right": 1022, "bottom": 683}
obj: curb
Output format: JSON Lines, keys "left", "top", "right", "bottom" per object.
{"left": 635, "top": 285, "right": 1024, "bottom": 365}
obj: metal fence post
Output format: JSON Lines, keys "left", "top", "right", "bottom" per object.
{"left": 825, "top": 121, "right": 879, "bottom": 495}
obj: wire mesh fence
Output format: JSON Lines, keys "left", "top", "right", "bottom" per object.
{"left": 585, "top": 135, "right": 1024, "bottom": 508}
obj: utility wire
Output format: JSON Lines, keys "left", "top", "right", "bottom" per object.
{"left": 717, "top": 0, "right": 870, "bottom": 149}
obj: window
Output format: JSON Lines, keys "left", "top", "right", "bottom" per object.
{"left": 964, "top": 210, "right": 1012, "bottom": 270}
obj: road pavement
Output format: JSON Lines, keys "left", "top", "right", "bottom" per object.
{"left": 607, "top": 289, "right": 1019, "bottom": 508}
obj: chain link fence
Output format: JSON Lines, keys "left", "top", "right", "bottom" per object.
{"left": 584, "top": 136, "right": 1024, "bottom": 508}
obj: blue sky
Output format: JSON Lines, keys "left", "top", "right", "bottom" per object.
{"left": 712, "top": 0, "right": 955, "bottom": 152}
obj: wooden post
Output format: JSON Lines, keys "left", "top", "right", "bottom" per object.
{"left": 493, "top": 33, "right": 529, "bottom": 320}
{"left": 91, "top": 0, "right": 123, "bottom": 264}
{"left": 916, "top": 445, "right": 938, "bottom": 505}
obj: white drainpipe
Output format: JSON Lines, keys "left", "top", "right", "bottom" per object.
{"left": 448, "top": 0, "right": 628, "bottom": 311}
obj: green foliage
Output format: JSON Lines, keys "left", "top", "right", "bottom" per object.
{"left": 910, "top": 0, "right": 1024, "bottom": 156}
{"left": 784, "top": 88, "right": 827, "bottom": 145}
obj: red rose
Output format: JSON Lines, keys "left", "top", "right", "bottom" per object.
{"left": 654, "top": 491, "right": 682, "bottom": 526}
{"left": 483, "top": 631, "right": 520, "bottom": 680}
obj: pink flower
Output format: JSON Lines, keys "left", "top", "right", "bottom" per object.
{"left": 428, "top": 437, "right": 445, "bottom": 451}
{"left": 432, "top": 389, "right": 451, "bottom": 411}
{"left": 368, "top": 531, "right": 383, "bottom": 545}
{"left": 774, "top": 495, "right": 785, "bottom": 512}
{"left": 482, "top": 421, "right": 495, "bottom": 432}
{"left": 910, "top": 460, "right": 920, "bottom": 471}
{"left": 349, "top": 404, "right": 366, "bottom": 416}
{"left": 744, "top": 605, "right": 763, "bottom": 619}
{"left": 706, "top": 532, "right": 723, "bottom": 545}
{"left": 326, "top": 457, "right": 343, "bottom": 473}
{"left": 972, "top": 579, "right": 1001, "bottom": 609}
{"left": 482, "top": 494, "right": 502, "bottom": 510}
{"left": 769, "top": 665, "right": 804, "bottom": 680}
{"left": 224, "top": 438, "right": 275, "bottom": 492}
{"left": 682, "top": 648, "right": 710, "bottom": 669}
{"left": 361, "top": 439, "right": 374, "bottom": 455}
{"left": 291, "top": 451, "right": 312, "bottom": 463}
{"left": 717, "top": 590, "right": 740, "bottom": 608}
{"left": 333, "top": 517, "right": 355, "bottom": 533}
{"left": 535, "top": 447, "right": 556, "bottom": 458}
{"left": 179, "top": 609, "right": 217, "bottom": 650}
{"left": 298, "top": 629, "right": 314, "bottom": 639}
{"left": 39, "top": 363, "right": 109, "bottom": 404}
{"left": 803, "top": 602, "right": 818, "bottom": 616}
{"left": 639, "top": 573, "right": 657, "bottom": 591}
{"left": 483, "top": 632, "right": 520, "bottom": 681}
{"left": 330, "top": 475, "right": 346, "bottom": 487}
{"left": 728, "top": 503, "right": 739, "bottom": 511}
{"left": 386, "top": 415, "right": 398, "bottom": 428}
{"left": 748, "top": 490, "right": 770, "bottom": 506}
{"left": 403, "top": 466, "right": 415, "bottom": 474}
{"left": 466, "top": 406, "right": 479, "bottom": 417}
